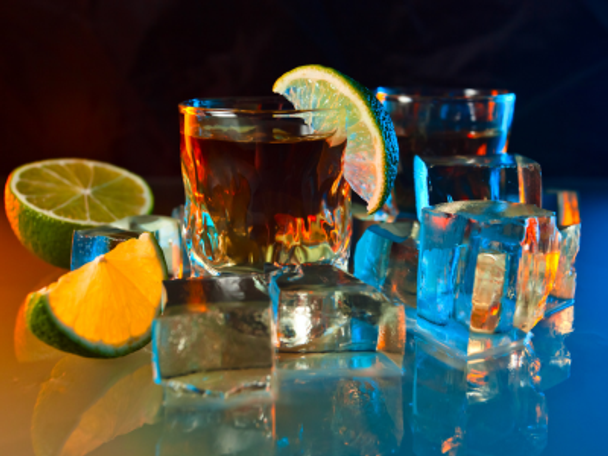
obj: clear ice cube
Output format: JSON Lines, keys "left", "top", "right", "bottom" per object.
{"left": 269, "top": 264, "right": 405, "bottom": 353}
{"left": 543, "top": 190, "right": 581, "bottom": 309}
{"left": 412, "top": 339, "right": 547, "bottom": 456}
{"left": 70, "top": 227, "right": 141, "bottom": 270}
{"left": 354, "top": 219, "right": 419, "bottom": 308}
{"left": 110, "top": 215, "right": 184, "bottom": 278}
{"left": 418, "top": 201, "right": 561, "bottom": 340}
{"left": 152, "top": 277, "right": 274, "bottom": 399}
{"left": 171, "top": 204, "right": 192, "bottom": 277}
{"left": 414, "top": 154, "right": 542, "bottom": 220}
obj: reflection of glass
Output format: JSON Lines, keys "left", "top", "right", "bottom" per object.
{"left": 412, "top": 339, "right": 547, "bottom": 456}
{"left": 376, "top": 88, "right": 516, "bottom": 214}
{"left": 179, "top": 97, "right": 351, "bottom": 276}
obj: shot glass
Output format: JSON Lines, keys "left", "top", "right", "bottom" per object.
{"left": 376, "top": 88, "right": 516, "bottom": 215}
{"left": 179, "top": 97, "right": 351, "bottom": 276}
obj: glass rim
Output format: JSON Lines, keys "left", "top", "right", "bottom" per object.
{"left": 376, "top": 87, "right": 515, "bottom": 102}
{"left": 179, "top": 96, "right": 343, "bottom": 115}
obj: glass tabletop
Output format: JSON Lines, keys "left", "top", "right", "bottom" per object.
{"left": 0, "top": 179, "right": 606, "bottom": 456}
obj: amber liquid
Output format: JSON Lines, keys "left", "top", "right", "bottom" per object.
{"left": 181, "top": 132, "right": 350, "bottom": 274}
{"left": 393, "top": 129, "right": 507, "bottom": 211}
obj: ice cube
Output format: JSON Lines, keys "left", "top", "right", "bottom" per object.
{"left": 543, "top": 190, "right": 581, "bottom": 310}
{"left": 152, "top": 277, "right": 274, "bottom": 399}
{"left": 70, "top": 226, "right": 141, "bottom": 270}
{"left": 171, "top": 204, "right": 191, "bottom": 277}
{"left": 412, "top": 339, "right": 547, "bottom": 456}
{"left": 110, "top": 215, "right": 185, "bottom": 277}
{"left": 414, "top": 154, "right": 542, "bottom": 220}
{"left": 418, "top": 201, "right": 561, "bottom": 339}
{"left": 269, "top": 264, "right": 405, "bottom": 353}
{"left": 529, "top": 306, "right": 574, "bottom": 390}
{"left": 354, "top": 219, "right": 419, "bottom": 308}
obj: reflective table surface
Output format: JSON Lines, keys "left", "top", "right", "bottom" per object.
{"left": 0, "top": 179, "right": 606, "bottom": 456}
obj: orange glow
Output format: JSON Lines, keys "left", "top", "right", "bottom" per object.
{"left": 476, "top": 143, "right": 487, "bottom": 156}
{"left": 376, "top": 92, "right": 387, "bottom": 103}
{"left": 559, "top": 191, "right": 580, "bottom": 227}
{"left": 441, "top": 428, "right": 463, "bottom": 455}
{"left": 467, "top": 368, "right": 488, "bottom": 386}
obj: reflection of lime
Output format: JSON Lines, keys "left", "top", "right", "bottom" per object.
{"left": 25, "top": 233, "right": 167, "bottom": 358}
{"left": 4, "top": 159, "right": 154, "bottom": 268}
{"left": 31, "top": 351, "right": 162, "bottom": 456}
{"left": 273, "top": 65, "right": 399, "bottom": 214}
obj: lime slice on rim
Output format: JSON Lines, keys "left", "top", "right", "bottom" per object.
{"left": 25, "top": 233, "right": 167, "bottom": 358}
{"left": 5, "top": 158, "right": 154, "bottom": 268}
{"left": 273, "top": 65, "right": 399, "bottom": 214}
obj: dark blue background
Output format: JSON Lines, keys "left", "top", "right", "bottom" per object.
{"left": 1, "top": 0, "right": 607, "bottom": 178}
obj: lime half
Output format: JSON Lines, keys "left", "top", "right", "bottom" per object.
{"left": 5, "top": 158, "right": 154, "bottom": 268}
{"left": 273, "top": 65, "right": 399, "bottom": 213}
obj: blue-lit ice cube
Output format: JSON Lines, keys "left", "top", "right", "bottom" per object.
{"left": 152, "top": 276, "right": 274, "bottom": 399}
{"left": 70, "top": 227, "right": 141, "bottom": 270}
{"left": 111, "top": 215, "right": 184, "bottom": 277}
{"left": 354, "top": 219, "right": 419, "bottom": 307}
{"left": 414, "top": 154, "right": 542, "bottom": 220}
{"left": 269, "top": 264, "right": 405, "bottom": 354}
{"left": 418, "top": 201, "right": 561, "bottom": 341}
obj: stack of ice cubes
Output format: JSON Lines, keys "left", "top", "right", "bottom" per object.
{"left": 416, "top": 200, "right": 561, "bottom": 357}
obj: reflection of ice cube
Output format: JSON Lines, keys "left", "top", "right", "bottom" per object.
{"left": 269, "top": 264, "right": 405, "bottom": 353}
{"left": 152, "top": 277, "right": 274, "bottom": 399}
{"left": 70, "top": 227, "right": 141, "bottom": 270}
{"left": 158, "top": 398, "right": 273, "bottom": 456}
{"left": 414, "top": 154, "right": 542, "bottom": 220}
{"left": 418, "top": 201, "right": 561, "bottom": 339}
{"left": 276, "top": 352, "right": 403, "bottom": 456}
{"left": 110, "top": 215, "right": 184, "bottom": 278}
{"left": 530, "top": 306, "right": 574, "bottom": 390}
{"left": 354, "top": 220, "right": 420, "bottom": 308}
{"left": 412, "top": 339, "right": 547, "bottom": 456}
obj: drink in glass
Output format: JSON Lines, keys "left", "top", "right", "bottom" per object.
{"left": 179, "top": 97, "right": 351, "bottom": 276}
{"left": 376, "top": 88, "right": 516, "bottom": 214}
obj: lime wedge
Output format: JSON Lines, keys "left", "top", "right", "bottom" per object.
{"left": 273, "top": 65, "right": 399, "bottom": 213}
{"left": 25, "top": 233, "right": 167, "bottom": 358}
{"left": 5, "top": 159, "right": 154, "bottom": 268}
